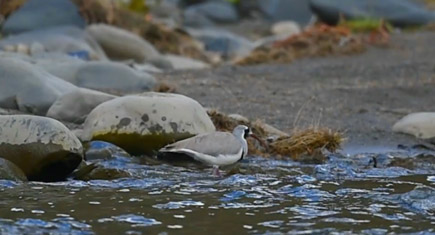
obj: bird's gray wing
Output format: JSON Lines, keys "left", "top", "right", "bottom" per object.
{"left": 161, "top": 132, "right": 243, "bottom": 157}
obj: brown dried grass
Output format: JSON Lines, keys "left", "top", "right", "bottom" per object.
{"left": 207, "top": 109, "right": 344, "bottom": 161}
{"left": 237, "top": 24, "right": 365, "bottom": 65}
{"left": 154, "top": 81, "right": 177, "bottom": 93}
{"left": 270, "top": 128, "right": 343, "bottom": 161}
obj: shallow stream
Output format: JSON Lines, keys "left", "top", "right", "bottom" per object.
{"left": 1, "top": 142, "right": 434, "bottom": 234}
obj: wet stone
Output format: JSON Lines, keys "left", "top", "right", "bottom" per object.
{"left": 0, "top": 115, "right": 83, "bottom": 181}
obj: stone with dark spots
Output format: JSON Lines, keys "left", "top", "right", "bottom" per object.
{"left": 81, "top": 93, "right": 215, "bottom": 155}
{"left": 170, "top": 122, "right": 178, "bottom": 133}
{"left": 117, "top": 117, "right": 131, "bottom": 128}
{"left": 141, "top": 114, "right": 149, "bottom": 122}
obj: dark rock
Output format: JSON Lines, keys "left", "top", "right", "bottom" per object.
{"left": 2, "top": 0, "right": 85, "bottom": 35}
{"left": 309, "top": 0, "right": 435, "bottom": 27}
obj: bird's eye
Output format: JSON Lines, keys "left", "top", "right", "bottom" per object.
{"left": 244, "top": 128, "right": 250, "bottom": 138}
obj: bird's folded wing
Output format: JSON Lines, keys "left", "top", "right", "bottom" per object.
{"left": 161, "top": 132, "right": 242, "bottom": 157}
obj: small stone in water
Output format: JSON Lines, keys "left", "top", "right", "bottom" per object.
{"left": 89, "top": 201, "right": 101, "bottom": 205}
{"left": 243, "top": 225, "right": 253, "bottom": 229}
{"left": 173, "top": 215, "right": 185, "bottom": 219}
{"left": 129, "top": 198, "right": 143, "bottom": 202}
{"left": 31, "top": 210, "right": 45, "bottom": 214}
{"left": 167, "top": 225, "right": 183, "bottom": 229}
{"left": 118, "top": 189, "right": 130, "bottom": 192}
{"left": 11, "top": 208, "right": 24, "bottom": 212}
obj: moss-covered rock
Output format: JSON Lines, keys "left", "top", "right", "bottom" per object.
{"left": 81, "top": 93, "right": 215, "bottom": 155}
{"left": 0, "top": 115, "right": 83, "bottom": 181}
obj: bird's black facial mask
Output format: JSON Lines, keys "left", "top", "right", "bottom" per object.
{"left": 244, "top": 128, "right": 250, "bottom": 138}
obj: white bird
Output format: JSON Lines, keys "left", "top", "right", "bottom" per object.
{"left": 158, "top": 125, "right": 258, "bottom": 176}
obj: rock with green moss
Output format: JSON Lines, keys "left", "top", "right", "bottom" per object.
{"left": 0, "top": 115, "right": 83, "bottom": 181}
{"left": 81, "top": 93, "right": 216, "bottom": 155}
{"left": 0, "top": 158, "right": 28, "bottom": 181}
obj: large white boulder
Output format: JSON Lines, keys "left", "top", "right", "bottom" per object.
{"left": 81, "top": 93, "right": 216, "bottom": 155}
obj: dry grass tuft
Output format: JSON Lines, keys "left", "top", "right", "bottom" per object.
{"left": 237, "top": 24, "right": 365, "bottom": 65}
{"left": 270, "top": 128, "right": 343, "bottom": 161}
{"left": 154, "top": 82, "right": 177, "bottom": 93}
{"left": 207, "top": 110, "right": 344, "bottom": 161}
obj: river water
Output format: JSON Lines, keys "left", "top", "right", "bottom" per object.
{"left": 0, "top": 142, "right": 434, "bottom": 234}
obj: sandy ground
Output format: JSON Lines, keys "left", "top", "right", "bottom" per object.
{"left": 158, "top": 31, "right": 435, "bottom": 150}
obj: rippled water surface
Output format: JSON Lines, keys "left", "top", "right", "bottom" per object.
{"left": 1, "top": 142, "right": 434, "bottom": 234}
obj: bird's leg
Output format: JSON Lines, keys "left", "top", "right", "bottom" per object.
{"left": 212, "top": 165, "right": 222, "bottom": 177}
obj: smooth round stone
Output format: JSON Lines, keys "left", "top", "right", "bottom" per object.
{"left": 0, "top": 26, "right": 107, "bottom": 60}
{"left": 0, "top": 57, "right": 77, "bottom": 115}
{"left": 39, "top": 60, "right": 157, "bottom": 93}
{"left": 86, "top": 24, "right": 160, "bottom": 63}
{"left": 0, "top": 158, "right": 27, "bottom": 181}
{"left": 47, "top": 88, "right": 117, "bottom": 124}
{"left": 0, "top": 115, "right": 83, "bottom": 181}
{"left": 1, "top": 0, "right": 85, "bottom": 35}
{"left": 393, "top": 112, "right": 435, "bottom": 139}
{"left": 84, "top": 141, "right": 130, "bottom": 161}
{"left": 81, "top": 93, "right": 216, "bottom": 155}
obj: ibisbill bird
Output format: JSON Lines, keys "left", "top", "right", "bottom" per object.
{"left": 158, "top": 125, "right": 262, "bottom": 176}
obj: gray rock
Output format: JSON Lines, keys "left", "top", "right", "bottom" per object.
{"left": 0, "top": 115, "right": 83, "bottom": 181}
{"left": 81, "top": 93, "right": 216, "bottom": 155}
{"left": 39, "top": 60, "right": 157, "bottom": 94}
{"left": 393, "top": 112, "right": 435, "bottom": 139}
{"left": 185, "top": 1, "right": 239, "bottom": 23}
{"left": 164, "top": 54, "right": 210, "bottom": 70}
{"left": 258, "top": 0, "right": 313, "bottom": 25}
{"left": 2, "top": 0, "right": 85, "bottom": 35}
{"left": 0, "top": 57, "right": 77, "bottom": 115}
{"left": 309, "top": 0, "right": 435, "bottom": 27}
{"left": 84, "top": 141, "right": 130, "bottom": 161}
{"left": 0, "top": 26, "right": 107, "bottom": 60}
{"left": 47, "top": 88, "right": 117, "bottom": 124}
{"left": 186, "top": 28, "right": 254, "bottom": 58}
{"left": 86, "top": 24, "right": 160, "bottom": 63}
{"left": 183, "top": 6, "right": 216, "bottom": 28}
{"left": 0, "top": 158, "right": 28, "bottom": 181}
